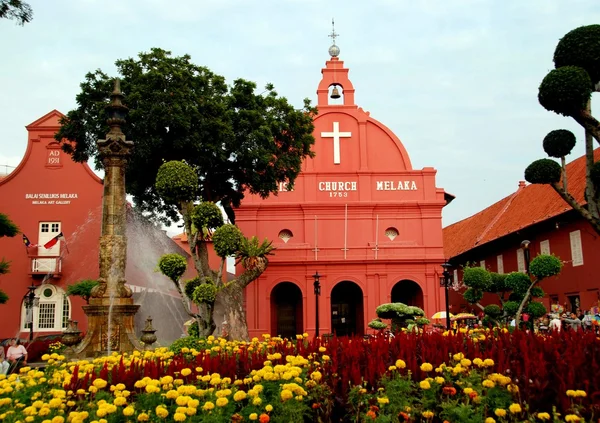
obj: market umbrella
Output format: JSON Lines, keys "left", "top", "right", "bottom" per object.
{"left": 431, "top": 311, "right": 454, "bottom": 320}
{"left": 451, "top": 313, "right": 477, "bottom": 321}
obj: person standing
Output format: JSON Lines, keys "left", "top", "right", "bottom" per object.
{"left": 0, "top": 345, "right": 9, "bottom": 375}
{"left": 549, "top": 314, "right": 562, "bottom": 332}
{"left": 6, "top": 339, "right": 27, "bottom": 374}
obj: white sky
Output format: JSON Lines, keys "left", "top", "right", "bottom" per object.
{"left": 1, "top": 0, "right": 598, "bottom": 231}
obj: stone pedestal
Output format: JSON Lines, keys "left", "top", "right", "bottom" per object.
{"left": 75, "top": 298, "right": 141, "bottom": 356}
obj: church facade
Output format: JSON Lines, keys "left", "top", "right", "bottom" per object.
{"left": 235, "top": 43, "right": 452, "bottom": 339}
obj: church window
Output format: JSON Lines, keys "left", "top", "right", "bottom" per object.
{"left": 278, "top": 229, "right": 293, "bottom": 243}
{"left": 21, "top": 285, "right": 71, "bottom": 332}
{"left": 385, "top": 227, "right": 399, "bottom": 241}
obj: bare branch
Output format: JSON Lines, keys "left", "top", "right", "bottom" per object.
{"left": 551, "top": 182, "right": 600, "bottom": 234}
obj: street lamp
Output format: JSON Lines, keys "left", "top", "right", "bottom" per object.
{"left": 313, "top": 272, "right": 321, "bottom": 337}
{"left": 521, "top": 240, "right": 531, "bottom": 275}
{"left": 23, "top": 284, "right": 39, "bottom": 342}
{"left": 440, "top": 262, "right": 453, "bottom": 330}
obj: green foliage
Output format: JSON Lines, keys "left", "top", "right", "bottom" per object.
{"left": 236, "top": 235, "right": 275, "bottom": 269}
{"left": 554, "top": 25, "right": 600, "bottom": 83}
{"left": 543, "top": 129, "right": 577, "bottom": 158}
{"left": 192, "top": 282, "right": 217, "bottom": 304}
{"left": 187, "top": 321, "right": 199, "bottom": 338}
{"left": 0, "top": 213, "right": 19, "bottom": 237}
{"left": 489, "top": 272, "right": 508, "bottom": 292}
{"left": 526, "top": 301, "right": 548, "bottom": 319}
{"left": 155, "top": 161, "right": 198, "bottom": 204}
{"left": 505, "top": 272, "right": 531, "bottom": 296}
{"left": 157, "top": 253, "right": 187, "bottom": 282}
{"left": 183, "top": 276, "right": 203, "bottom": 300}
{"left": 530, "top": 286, "right": 545, "bottom": 298}
{"left": 503, "top": 301, "right": 519, "bottom": 317}
{"left": 538, "top": 66, "right": 592, "bottom": 117}
{"left": 481, "top": 315, "right": 493, "bottom": 327}
{"left": 212, "top": 224, "right": 243, "bottom": 258}
{"left": 415, "top": 317, "right": 430, "bottom": 326}
{"left": 463, "top": 288, "right": 483, "bottom": 304}
{"left": 591, "top": 161, "right": 600, "bottom": 190}
{"left": 55, "top": 48, "right": 316, "bottom": 224}
{"left": 191, "top": 202, "right": 224, "bottom": 231}
{"left": 530, "top": 254, "right": 562, "bottom": 279}
{"left": 525, "top": 159, "right": 562, "bottom": 184}
{"left": 483, "top": 304, "right": 502, "bottom": 318}
{"left": 367, "top": 318, "right": 388, "bottom": 330}
{"left": 0, "top": 259, "right": 9, "bottom": 275}
{"left": 0, "top": 0, "right": 33, "bottom": 25}
{"left": 66, "top": 280, "right": 99, "bottom": 304}
{"left": 0, "top": 289, "right": 8, "bottom": 304}
{"left": 375, "top": 303, "right": 425, "bottom": 320}
{"left": 462, "top": 267, "right": 493, "bottom": 291}
{"left": 169, "top": 336, "right": 209, "bottom": 355}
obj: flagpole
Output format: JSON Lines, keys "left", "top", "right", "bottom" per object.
{"left": 312, "top": 215, "right": 319, "bottom": 261}
{"left": 375, "top": 214, "right": 379, "bottom": 260}
{"left": 344, "top": 204, "right": 348, "bottom": 260}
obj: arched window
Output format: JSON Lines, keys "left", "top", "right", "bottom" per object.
{"left": 278, "top": 229, "right": 293, "bottom": 243}
{"left": 21, "top": 285, "right": 71, "bottom": 332}
{"left": 385, "top": 227, "right": 399, "bottom": 241}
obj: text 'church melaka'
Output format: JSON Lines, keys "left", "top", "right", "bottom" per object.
{"left": 235, "top": 38, "right": 454, "bottom": 339}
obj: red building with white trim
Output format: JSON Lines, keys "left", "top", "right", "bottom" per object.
{"left": 235, "top": 44, "right": 452, "bottom": 339}
{"left": 0, "top": 111, "right": 190, "bottom": 343}
{"left": 443, "top": 149, "right": 600, "bottom": 314}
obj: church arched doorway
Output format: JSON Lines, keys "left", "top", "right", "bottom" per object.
{"left": 391, "top": 280, "right": 424, "bottom": 309}
{"left": 270, "top": 282, "right": 303, "bottom": 338}
{"left": 330, "top": 281, "right": 363, "bottom": 337}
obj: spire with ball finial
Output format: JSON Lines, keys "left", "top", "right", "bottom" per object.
{"left": 328, "top": 18, "right": 340, "bottom": 58}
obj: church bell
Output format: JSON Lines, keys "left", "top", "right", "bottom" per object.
{"left": 330, "top": 85, "right": 341, "bottom": 99}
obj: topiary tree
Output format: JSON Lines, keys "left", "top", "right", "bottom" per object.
{"left": 367, "top": 318, "right": 388, "bottom": 332}
{"left": 527, "top": 25, "right": 600, "bottom": 235}
{"left": 462, "top": 266, "right": 514, "bottom": 323}
{"left": 375, "top": 303, "right": 426, "bottom": 331}
{"left": 513, "top": 254, "right": 563, "bottom": 327}
{"left": 0, "top": 213, "right": 19, "bottom": 304}
{"left": 66, "top": 280, "right": 99, "bottom": 304}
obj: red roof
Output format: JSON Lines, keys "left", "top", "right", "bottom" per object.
{"left": 443, "top": 148, "right": 599, "bottom": 259}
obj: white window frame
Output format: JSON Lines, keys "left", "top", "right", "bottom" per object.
{"left": 497, "top": 254, "right": 504, "bottom": 274}
{"left": 569, "top": 230, "right": 584, "bottom": 266}
{"left": 540, "top": 240, "right": 550, "bottom": 255}
{"left": 21, "top": 285, "right": 71, "bottom": 332}
{"left": 479, "top": 260, "right": 485, "bottom": 269}
{"left": 517, "top": 248, "right": 525, "bottom": 273}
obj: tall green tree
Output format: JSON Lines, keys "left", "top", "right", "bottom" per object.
{"left": 526, "top": 25, "right": 600, "bottom": 234}
{"left": 0, "top": 0, "right": 32, "bottom": 24}
{"left": 0, "top": 213, "right": 19, "bottom": 304}
{"left": 56, "top": 49, "right": 316, "bottom": 339}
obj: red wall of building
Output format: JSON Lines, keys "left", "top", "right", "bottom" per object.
{"left": 235, "top": 53, "right": 450, "bottom": 338}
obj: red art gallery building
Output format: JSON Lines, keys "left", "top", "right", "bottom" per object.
{"left": 236, "top": 43, "right": 453, "bottom": 339}
{"left": 0, "top": 111, "right": 190, "bottom": 342}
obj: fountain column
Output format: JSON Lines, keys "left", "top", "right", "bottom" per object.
{"left": 74, "top": 79, "right": 141, "bottom": 356}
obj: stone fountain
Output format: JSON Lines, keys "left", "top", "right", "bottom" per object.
{"left": 72, "top": 79, "right": 142, "bottom": 356}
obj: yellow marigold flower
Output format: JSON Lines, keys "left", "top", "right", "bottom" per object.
{"left": 460, "top": 359, "right": 471, "bottom": 367}
{"left": 388, "top": 365, "right": 397, "bottom": 371}
{"left": 419, "top": 380, "right": 431, "bottom": 390}
{"left": 166, "top": 390, "right": 178, "bottom": 399}
{"left": 155, "top": 406, "right": 169, "bottom": 418}
{"left": 322, "top": 355, "right": 330, "bottom": 361}
{"left": 566, "top": 389, "right": 576, "bottom": 397}
{"left": 173, "top": 412, "right": 186, "bottom": 421}
{"left": 494, "top": 409, "right": 506, "bottom": 417}
{"left": 537, "top": 412, "right": 551, "bottom": 420}
{"left": 483, "top": 359, "right": 494, "bottom": 367}
{"left": 422, "top": 411, "right": 434, "bottom": 419}
{"left": 233, "top": 391, "right": 247, "bottom": 401}
{"left": 137, "top": 412, "right": 149, "bottom": 421}
{"left": 215, "top": 397, "right": 228, "bottom": 407}
{"left": 434, "top": 377, "right": 444, "bottom": 384}
{"left": 265, "top": 404, "right": 273, "bottom": 412}
{"left": 310, "top": 371, "right": 322, "bottom": 382}
{"left": 482, "top": 380, "right": 495, "bottom": 388}
{"left": 249, "top": 413, "right": 258, "bottom": 420}
{"left": 281, "top": 389, "right": 293, "bottom": 401}
{"left": 473, "top": 358, "right": 483, "bottom": 367}
{"left": 485, "top": 418, "right": 495, "bottom": 423}
{"left": 453, "top": 353, "right": 464, "bottom": 361}
{"left": 319, "top": 347, "right": 326, "bottom": 352}
{"left": 395, "top": 359, "right": 406, "bottom": 369}
{"left": 180, "top": 368, "right": 192, "bottom": 377}
{"left": 463, "top": 388, "right": 474, "bottom": 395}
{"left": 123, "top": 407, "right": 134, "bottom": 416}
{"left": 575, "top": 390, "right": 587, "bottom": 398}
{"left": 565, "top": 415, "right": 581, "bottom": 422}
{"left": 509, "top": 403, "right": 522, "bottom": 414}
{"left": 377, "top": 397, "right": 389, "bottom": 404}
{"left": 96, "top": 409, "right": 108, "bottom": 418}
{"left": 113, "top": 397, "right": 127, "bottom": 406}
{"left": 420, "top": 363, "right": 433, "bottom": 372}
{"left": 93, "top": 379, "right": 108, "bottom": 389}
{"left": 253, "top": 397, "right": 262, "bottom": 405}
{"left": 51, "top": 417, "right": 65, "bottom": 423}
{"left": 507, "top": 384, "right": 519, "bottom": 393}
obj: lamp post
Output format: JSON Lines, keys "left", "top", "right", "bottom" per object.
{"left": 313, "top": 272, "right": 321, "bottom": 337}
{"left": 521, "top": 240, "right": 531, "bottom": 275}
{"left": 23, "top": 284, "right": 39, "bottom": 342}
{"left": 440, "top": 262, "right": 453, "bottom": 330}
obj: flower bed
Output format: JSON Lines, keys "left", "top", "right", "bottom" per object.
{"left": 0, "top": 330, "right": 598, "bottom": 422}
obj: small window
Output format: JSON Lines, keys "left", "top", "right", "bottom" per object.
{"left": 569, "top": 230, "right": 583, "bottom": 266}
{"left": 51, "top": 223, "right": 60, "bottom": 233}
{"left": 43, "top": 288, "right": 53, "bottom": 298}
{"left": 278, "top": 229, "right": 293, "bottom": 243}
{"left": 497, "top": 255, "right": 504, "bottom": 274}
{"left": 385, "top": 227, "right": 399, "bottom": 241}
{"left": 41, "top": 223, "right": 49, "bottom": 233}
{"left": 21, "top": 285, "right": 71, "bottom": 332}
{"left": 517, "top": 248, "right": 525, "bottom": 273}
{"left": 480, "top": 260, "right": 485, "bottom": 269}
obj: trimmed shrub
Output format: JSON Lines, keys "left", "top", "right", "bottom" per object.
{"left": 525, "top": 159, "right": 561, "bottom": 184}
{"left": 543, "top": 129, "right": 576, "bottom": 158}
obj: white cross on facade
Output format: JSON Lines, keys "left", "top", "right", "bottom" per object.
{"left": 321, "top": 122, "right": 352, "bottom": 164}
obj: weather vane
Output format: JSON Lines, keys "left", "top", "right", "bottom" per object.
{"left": 328, "top": 18, "right": 339, "bottom": 45}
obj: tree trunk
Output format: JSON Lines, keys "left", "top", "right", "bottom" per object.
{"left": 215, "top": 283, "right": 249, "bottom": 341}
{"left": 514, "top": 280, "right": 537, "bottom": 328}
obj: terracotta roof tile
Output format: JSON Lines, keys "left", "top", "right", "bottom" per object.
{"left": 444, "top": 148, "right": 599, "bottom": 258}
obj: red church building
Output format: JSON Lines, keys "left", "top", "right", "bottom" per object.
{"left": 0, "top": 111, "right": 190, "bottom": 343}
{"left": 443, "top": 149, "right": 600, "bottom": 314}
{"left": 235, "top": 42, "right": 453, "bottom": 339}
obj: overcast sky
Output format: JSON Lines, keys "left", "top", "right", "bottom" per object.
{"left": 1, "top": 0, "right": 598, "bottom": 231}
